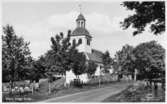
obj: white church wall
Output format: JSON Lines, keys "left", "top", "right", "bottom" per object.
{"left": 70, "top": 36, "right": 85, "bottom": 52}
{"left": 65, "top": 64, "right": 104, "bottom": 85}
{"left": 79, "top": 73, "right": 89, "bottom": 83}
{"left": 70, "top": 36, "right": 92, "bottom": 53}
{"left": 65, "top": 70, "right": 76, "bottom": 85}
{"left": 84, "top": 38, "right": 92, "bottom": 53}
{"left": 94, "top": 64, "right": 103, "bottom": 76}
{"left": 65, "top": 70, "right": 89, "bottom": 84}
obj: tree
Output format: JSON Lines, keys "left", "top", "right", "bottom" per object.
{"left": 71, "top": 51, "right": 87, "bottom": 78}
{"left": 102, "top": 51, "right": 112, "bottom": 73}
{"left": 46, "top": 30, "right": 83, "bottom": 85}
{"left": 121, "top": 1, "right": 165, "bottom": 36}
{"left": 30, "top": 60, "right": 47, "bottom": 82}
{"left": 2, "top": 25, "right": 32, "bottom": 84}
{"left": 86, "top": 61, "right": 97, "bottom": 77}
{"left": 133, "top": 40, "right": 165, "bottom": 84}
{"left": 37, "top": 55, "right": 59, "bottom": 94}
{"left": 114, "top": 45, "right": 135, "bottom": 79}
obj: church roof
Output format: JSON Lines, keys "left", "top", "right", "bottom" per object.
{"left": 76, "top": 13, "right": 85, "bottom": 21}
{"left": 71, "top": 27, "right": 91, "bottom": 37}
{"left": 86, "top": 49, "right": 104, "bottom": 63}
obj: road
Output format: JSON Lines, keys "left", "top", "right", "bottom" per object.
{"left": 43, "top": 81, "right": 132, "bottom": 102}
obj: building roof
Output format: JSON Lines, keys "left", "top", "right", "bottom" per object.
{"left": 86, "top": 49, "right": 104, "bottom": 63}
{"left": 76, "top": 13, "right": 85, "bottom": 21}
{"left": 71, "top": 27, "right": 91, "bottom": 37}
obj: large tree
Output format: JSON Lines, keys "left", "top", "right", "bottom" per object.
{"left": 45, "top": 30, "right": 85, "bottom": 80}
{"left": 71, "top": 51, "right": 87, "bottom": 78}
{"left": 2, "top": 25, "right": 32, "bottom": 83}
{"left": 133, "top": 40, "right": 165, "bottom": 83}
{"left": 102, "top": 51, "right": 112, "bottom": 73}
{"left": 121, "top": 1, "right": 165, "bottom": 36}
{"left": 29, "top": 59, "right": 47, "bottom": 82}
{"left": 114, "top": 45, "right": 135, "bottom": 79}
{"left": 86, "top": 61, "right": 97, "bottom": 77}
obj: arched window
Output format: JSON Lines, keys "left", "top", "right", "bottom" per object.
{"left": 73, "top": 39, "right": 76, "bottom": 45}
{"left": 87, "top": 39, "right": 90, "bottom": 45}
{"left": 80, "top": 21, "right": 82, "bottom": 27}
{"left": 78, "top": 38, "right": 82, "bottom": 44}
{"left": 81, "top": 21, "right": 83, "bottom": 27}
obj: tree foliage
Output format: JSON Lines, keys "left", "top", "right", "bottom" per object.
{"left": 71, "top": 52, "right": 87, "bottom": 77}
{"left": 86, "top": 61, "right": 97, "bottom": 76}
{"left": 102, "top": 51, "right": 112, "bottom": 73}
{"left": 121, "top": 1, "right": 165, "bottom": 36}
{"left": 31, "top": 60, "right": 48, "bottom": 82}
{"left": 2, "top": 25, "right": 32, "bottom": 82}
{"left": 43, "top": 30, "right": 86, "bottom": 76}
{"left": 114, "top": 41, "right": 165, "bottom": 81}
{"left": 133, "top": 40, "right": 165, "bottom": 80}
{"left": 115, "top": 45, "right": 135, "bottom": 75}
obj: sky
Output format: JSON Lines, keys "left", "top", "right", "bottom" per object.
{"left": 2, "top": 0, "right": 166, "bottom": 59}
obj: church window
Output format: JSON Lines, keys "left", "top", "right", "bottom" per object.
{"left": 73, "top": 39, "right": 76, "bottom": 44}
{"left": 87, "top": 39, "right": 90, "bottom": 45}
{"left": 81, "top": 21, "right": 83, "bottom": 27}
{"left": 79, "top": 38, "right": 82, "bottom": 44}
{"left": 80, "top": 21, "right": 82, "bottom": 27}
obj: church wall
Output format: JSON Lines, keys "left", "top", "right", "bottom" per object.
{"left": 65, "top": 70, "right": 89, "bottom": 85}
{"left": 84, "top": 41, "right": 92, "bottom": 53}
{"left": 70, "top": 36, "right": 91, "bottom": 53}
{"left": 65, "top": 63, "right": 102, "bottom": 85}
{"left": 65, "top": 70, "right": 76, "bottom": 85}
{"left": 70, "top": 36, "right": 85, "bottom": 52}
{"left": 94, "top": 64, "right": 103, "bottom": 76}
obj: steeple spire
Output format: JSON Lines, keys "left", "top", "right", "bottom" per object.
{"left": 79, "top": 4, "right": 82, "bottom": 14}
{"left": 76, "top": 3, "right": 86, "bottom": 28}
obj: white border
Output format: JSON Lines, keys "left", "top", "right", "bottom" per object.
{"left": 1, "top": 0, "right": 167, "bottom": 104}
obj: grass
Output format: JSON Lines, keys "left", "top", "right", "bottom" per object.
{"left": 3, "top": 75, "right": 133, "bottom": 102}
{"left": 38, "top": 80, "right": 121, "bottom": 102}
{"left": 103, "top": 82, "right": 165, "bottom": 102}
{"left": 3, "top": 80, "right": 129, "bottom": 102}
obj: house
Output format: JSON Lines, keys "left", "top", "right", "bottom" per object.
{"left": 65, "top": 13, "right": 109, "bottom": 85}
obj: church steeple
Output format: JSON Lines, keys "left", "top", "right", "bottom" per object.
{"left": 76, "top": 13, "right": 86, "bottom": 28}
{"left": 70, "top": 4, "right": 92, "bottom": 53}
{"left": 76, "top": 4, "right": 86, "bottom": 28}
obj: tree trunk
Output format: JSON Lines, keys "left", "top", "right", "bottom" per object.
{"left": 99, "top": 76, "right": 101, "bottom": 87}
{"left": 99, "top": 67, "right": 101, "bottom": 87}
{"left": 10, "top": 60, "right": 15, "bottom": 89}
{"left": 64, "top": 72, "right": 67, "bottom": 87}
{"left": 154, "top": 82, "right": 158, "bottom": 89}
{"left": 48, "top": 82, "right": 51, "bottom": 94}
{"left": 134, "top": 68, "right": 137, "bottom": 81}
{"left": 117, "top": 66, "right": 122, "bottom": 81}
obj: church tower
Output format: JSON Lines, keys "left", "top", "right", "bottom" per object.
{"left": 71, "top": 13, "right": 92, "bottom": 53}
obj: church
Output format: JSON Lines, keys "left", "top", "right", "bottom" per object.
{"left": 65, "top": 13, "right": 104, "bottom": 84}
